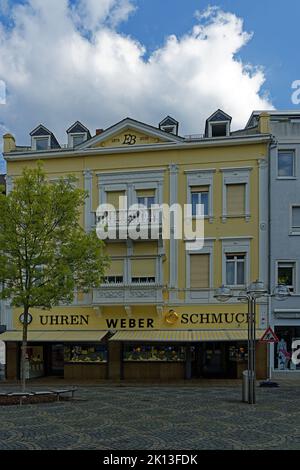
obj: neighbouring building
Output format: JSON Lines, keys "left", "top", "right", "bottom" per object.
{"left": 246, "top": 111, "right": 300, "bottom": 375}
{"left": 1, "top": 111, "right": 271, "bottom": 382}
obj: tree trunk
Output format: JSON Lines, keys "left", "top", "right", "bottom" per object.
{"left": 20, "top": 306, "right": 29, "bottom": 392}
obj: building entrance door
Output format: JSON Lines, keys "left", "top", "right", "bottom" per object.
{"left": 191, "top": 343, "right": 228, "bottom": 378}
{"left": 46, "top": 344, "right": 64, "bottom": 376}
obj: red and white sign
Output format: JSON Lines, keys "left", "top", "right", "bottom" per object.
{"left": 260, "top": 327, "right": 279, "bottom": 343}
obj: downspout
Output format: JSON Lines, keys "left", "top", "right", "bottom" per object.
{"left": 268, "top": 135, "right": 278, "bottom": 379}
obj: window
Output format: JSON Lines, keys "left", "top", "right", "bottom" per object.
{"left": 137, "top": 196, "right": 155, "bottom": 208}
{"left": 277, "top": 262, "right": 295, "bottom": 293}
{"left": 35, "top": 137, "right": 49, "bottom": 151}
{"left": 104, "top": 276, "right": 123, "bottom": 284}
{"left": 190, "top": 254, "right": 210, "bottom": 289}
{"left": 226, "top": 254, "right": 246, "bottom": 286}
{"left": 65, "top": 344, "right": 107, "bottom": 363}
{"left": 131, "top": 258, "right": 156, "bottom": 284}
{"left": 72, "top": 134, "right": 85, "bottom": 146}
{"left": 274, "top": 326, "right": 300, "bottom": 370}
{"left": 131, "top": 277, "right": 156, "bottom": 284}
{"left": 292, "top": 206, "right": 300, "bottom": 233}
{"left": 210, "top": 122, "right": 228, "bottom": 137}
{"left": 191, "top": 187, "right": 209, "bottom": 216}
{"left": 226, "top": 184, "right": 246, "bottom": 216}
{"left": 105, "top": 259, "right": 124, "bottom": 283}
{"left": 123, "top": 344, "right": 186, "bottom": 362}
{"left": 278, "top": 150, "right": 295, "bottom": 177}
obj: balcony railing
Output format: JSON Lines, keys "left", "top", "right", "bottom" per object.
{"left": 93, "top": 283, "right": 164, "bottom": 304}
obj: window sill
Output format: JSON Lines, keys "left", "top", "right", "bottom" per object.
{"left": 276, "top": 177, "right": 297, "bottom": 180}
{"left": 289, "top": 232, "right": 300, "bottom": 236}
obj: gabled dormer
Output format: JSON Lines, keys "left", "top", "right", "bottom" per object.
{"left": 205, "top": 109, "right": 232, "bottom": 138}
{"left": 159, "top": 116, "right": 179, "bottom": 136}
{"left": 66, "top": 121, "right": 91, "bottom": 148}
{"left": 30, "top": 124, "right": 61, "bottom": 151}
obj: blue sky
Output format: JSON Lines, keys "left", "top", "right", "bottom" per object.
{"left": 120, "top": 0, "right": 300, "bottom": 109}
{"left": 0, "top": 0, "right": 299, "bottom": 173}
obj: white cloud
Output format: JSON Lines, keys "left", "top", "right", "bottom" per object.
{"left": 0, "top": 1, "right": 273, "bottom": 156}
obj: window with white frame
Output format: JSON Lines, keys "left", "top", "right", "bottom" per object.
{"left": 137, "top": 196, "right": 155, "bottom": 208}
{"left": 210, "top": 122, "right": 229, "bottom": 137}
{"left": 34, "top": 137, "right": 50, "bottom": 151}
{"left": 222, "top": 168, "right": 251, "bottom": 221}
{"left": 226, "top": 253, "right": 246, "bottom": 286}
{"left": 191, "top": 186, "right": 209, "bottom": 216}
{"left": 291, "top": 206, "right": 300, "bottom": 233}
{"left": 278, "top": 150, "right": 295, "bottom": 177}
{"left": 277, "top": 262, "right": 296, "bottom": 293}
{"left": 72, "top": 134, "right": 86, "bottom": 147}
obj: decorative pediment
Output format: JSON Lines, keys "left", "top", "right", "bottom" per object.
{"left": 77, "top": 117, "right": 183, "bottom": 150}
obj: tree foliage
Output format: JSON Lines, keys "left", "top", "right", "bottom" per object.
{"left": 0, "top": 165, "right": 109, "bottom": 311}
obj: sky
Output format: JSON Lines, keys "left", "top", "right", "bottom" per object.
{"left": 0, "top": 0, "right": 299, "bottom": 173}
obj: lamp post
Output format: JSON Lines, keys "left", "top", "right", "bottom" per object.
{"left": 214, "top": 281, "right": 290, "bottom": 405}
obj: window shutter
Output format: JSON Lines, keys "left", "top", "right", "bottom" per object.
{"left": 227, "top": 184, "right": 245, "bottom": 215}
{"left": 190, "top": 254, "right": 210, "bottom": 289}
{"left": 191, "top": 186, "right": 209, "bottom": 193}
{"left": 131, "top": 259, "right": 156, "bottom": 277}
{"left": 106, "top": 191, "right": 125, "bottom": 208}
{"left": 136, "top": 189, "right": 156, "bottom": 198}
{"left": 107, "top": 259, "right": 124, "bottom": 276}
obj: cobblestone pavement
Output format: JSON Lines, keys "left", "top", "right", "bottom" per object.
{"left": 0, "top": 382, "right": 299, "bottom": 450}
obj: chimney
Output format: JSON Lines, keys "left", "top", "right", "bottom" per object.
{"left": 258, "top": 112, "right": 270, "bottom": 134}
{"left": 3, "top": 133, "right": 16, "bottom": 153}
{"left": 96, "top": 129, "right": 104, "bottom": 136}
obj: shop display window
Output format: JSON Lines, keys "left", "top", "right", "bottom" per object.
{"left": 65, "top": 344, "right": 108, "bottom": 363}
{"left": 229, "top": 344, "right": 248, "bottom": 362}
{"left": 123, "top": 344, "right": 186, "bottom": 362}
{"left": 26, "top": 346, "right": 44, "bottom": 378}
{"left": 274, "top": 327, "right": 300, "bottom": 370}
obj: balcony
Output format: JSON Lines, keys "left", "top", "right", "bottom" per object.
{"left": 95, "top": 207, "right": 162, "bottom": 241}
{"left": 93, "top": 283, "right": 164, "bottom": 305}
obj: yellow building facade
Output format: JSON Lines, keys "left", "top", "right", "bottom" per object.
{"left": 2, "top": 112, "right": 271, "bottom": 381}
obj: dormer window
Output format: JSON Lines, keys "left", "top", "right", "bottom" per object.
{"left": 66, "top": 121, "right": 91, "bottom": 148}
{"left": 159, "top": 116, "right": 179, "bottom": 136}
{"left": 209, "top": 122, "right": 229, "bottom": 138}
{"left": 30, "top": 124, "right": 60, "bottom": 151}
{"left": 35, "top": 136, "right": 50, "bottom": 151}
{"left": 71, "top": 134, "right": 86, "bottom": 147}
{"left": 205, "top": 109, "right": 232, "bottom": 138}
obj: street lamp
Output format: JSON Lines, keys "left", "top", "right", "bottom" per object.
{"left": 214, "top": 281, "right": 290, "bottom": 405}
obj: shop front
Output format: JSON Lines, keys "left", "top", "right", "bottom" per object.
{"left": 0, "top": 305, "right": 268, "bottom": 381}
{"left": 273, "top": 325, "right": 300, "bottom": 372}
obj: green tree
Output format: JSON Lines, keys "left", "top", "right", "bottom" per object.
{"left": 0, "top": 166, "right": 109, "bottom": 391}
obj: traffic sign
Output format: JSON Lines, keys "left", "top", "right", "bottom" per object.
{"left": 260, "top": 327, "right": 279, "bottom": 343}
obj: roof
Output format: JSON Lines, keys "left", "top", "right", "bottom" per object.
{"left": 246, "top": 110, "right": 300, "bottom": 128}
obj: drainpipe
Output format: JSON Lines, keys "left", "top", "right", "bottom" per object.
{"left": 268, "top": 136, "right": 278, "bottom": 379}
